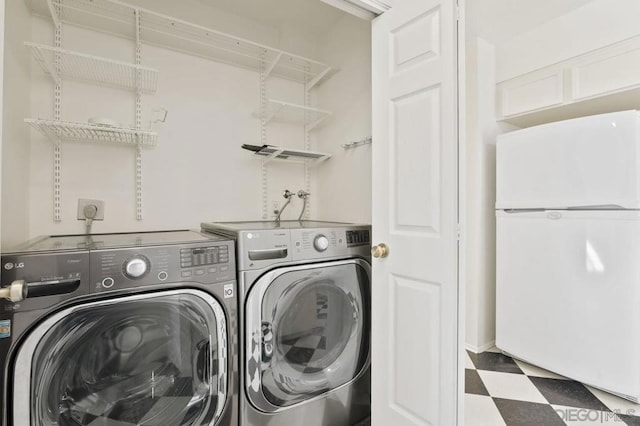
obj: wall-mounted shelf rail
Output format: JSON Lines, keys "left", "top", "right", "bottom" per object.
{"left": 26, "top": 118, "right": 158, "bottom": 146}
{"left": 26, "top": 42, "right": 159, "bottom": 93}
{"left": 259, "top": 99, "right": 331, "bottom": 130}
{"left": 29, "top": 0, "right": 333, "bottom": 88}
{"left": 342, "top": 136, "right": 372, "bottom": 149}
{"left": 242, "top": 144, "right": 331, "bottom": 165}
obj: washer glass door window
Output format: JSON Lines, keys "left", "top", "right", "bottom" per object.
{"left": 245, "top": 259, "right": 370, "bottom": 411}
{"left": 12, "top": 289, "right": 228, "bottom": 426}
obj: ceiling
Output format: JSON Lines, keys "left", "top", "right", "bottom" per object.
{"left": 195, "top": 0, "right": 597, "bottom": 44}
{"left": 195, "top": 0, "right": 348, "bottom": 38}
{"left": 466, "top": 0, "right": 596, "bottom": 43}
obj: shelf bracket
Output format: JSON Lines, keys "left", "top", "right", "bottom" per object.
{"left": 307, "top": 115, "right": 327, "bottom": 131}
{"left": 265, "top": 103, "right": 285, "bottom": 125}
{"left": 264, "top": 51, "right": 282, "bottom": 80}
{"left": 306, "top": 66, "right": 331, "bottom": 92}
{"left": 307, "top": 154, "right": 331, "bottom": 168}
{"left": 261, "top": 148, "right": 285, "bottom": 165}
{"left": 29, "top": 44, "right": 61, "bottom": 85}
{"left": 46, "top": 0, "right": 61, "bottom": 29}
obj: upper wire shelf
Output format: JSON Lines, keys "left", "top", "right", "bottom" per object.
{"left": 26, "top": 118, "right": 158, "bottom": 146}
{"left": 29, "top": 0, "right": 334, "bottom": 89}
{"left": 26, "top": 42, "right": 159, "bottom": 93}
{"left": 260, "top": 99, "right": 332, "bottom": 130}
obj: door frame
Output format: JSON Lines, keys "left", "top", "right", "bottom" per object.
{"left": 456, "top": 1, "right": 467, "bottom": 423}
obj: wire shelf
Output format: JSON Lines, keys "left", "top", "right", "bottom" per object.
{"left": 260, "top": 99, "right": 332, "bottom": 130}
{"left": 26, "top": 118, "right": 158, "bottom": 146}
{"left": 242, "top": 144, "right": 331, "bottom": 165}
{"left": 29, "top": 0, "right": 333, "bottom": 87}
{"left": 26, "top": 42, "right": 159, "bottom": 93}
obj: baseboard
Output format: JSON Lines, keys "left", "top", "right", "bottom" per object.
{"left": 465, "top": 340, "right": 496, "bottom": 354}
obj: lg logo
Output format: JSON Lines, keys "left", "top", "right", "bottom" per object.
{"left": 4, "top": 262, "right": 25, "bottom": 270}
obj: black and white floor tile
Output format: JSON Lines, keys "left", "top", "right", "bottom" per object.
{"left": 465, "top": 349, "right": 640, "bottom": 425}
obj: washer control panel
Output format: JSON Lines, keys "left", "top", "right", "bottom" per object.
{"left": 290, "top": 226, "right": 371, "bottom": 261}
{"left": 90, "top": 240, "right": 235, "bottom": 293}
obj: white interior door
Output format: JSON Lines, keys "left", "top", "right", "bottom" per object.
{"left": 371, "top": 0, "right": 459, "bottom": 425}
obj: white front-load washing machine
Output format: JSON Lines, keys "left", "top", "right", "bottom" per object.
{"left": 0, "top": 230, "right": 238, "bottom": 426}
{"left": 201, "top": 221, "right": 371, "bottom": 426}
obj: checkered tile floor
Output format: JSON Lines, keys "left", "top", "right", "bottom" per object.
{"left": 466, "top": 349, "right": 640, "bottom": 425}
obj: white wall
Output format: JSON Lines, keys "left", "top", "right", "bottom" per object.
{"left": 496, "top": 0, "right": 640, "bottom": 82}
{"left": 1, "top": 0, "right": 31, "bottom": 248}
{"left": 315, "top": 14, "right": 372, "bottom": 224}
{"left": 18, "top": 2, "right": 326, "bottom": 243}
{"left": 465, "top": 38, "right": 499, "bottom": 352}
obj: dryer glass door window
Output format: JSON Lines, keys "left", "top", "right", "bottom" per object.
{"left": 246, "top": 259, "right": 370, "bottom": 411}
{"left": 13, "top": 290, "right": 228, "bottom": 426}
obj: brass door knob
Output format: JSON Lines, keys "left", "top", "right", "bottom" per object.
{"left": 371, "top": 243, "right": 389, "bottom": 258}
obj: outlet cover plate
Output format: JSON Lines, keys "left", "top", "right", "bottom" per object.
{"left": 77, "top": 199, "right": 105, "bottom": 220}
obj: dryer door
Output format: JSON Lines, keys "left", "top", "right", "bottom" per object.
{"left": 245, "top": 258, "right": 370, "bottom": 412}
{"left": 12, "top": 289, "right": 228, "bottom": 426}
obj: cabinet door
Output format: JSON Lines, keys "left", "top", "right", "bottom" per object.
{"left": 371, "top": 0, "right": 460, "bottom": 424}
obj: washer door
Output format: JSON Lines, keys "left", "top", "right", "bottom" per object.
{"left": 13, "top": 289, "right": 228, "bottom": 426}
{"left": 245, "top": 259, "right": 370, "bottom": 412}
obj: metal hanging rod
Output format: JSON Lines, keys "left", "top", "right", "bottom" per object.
{"left": 342, "top": 136, "right": 372, "bottom": 149}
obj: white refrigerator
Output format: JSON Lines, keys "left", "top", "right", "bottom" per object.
{"left": 496, "top": 109, "right": 640, "bottom": 402}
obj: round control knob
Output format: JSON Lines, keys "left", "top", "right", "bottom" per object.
{"left": 313, "top": 234, "right": 330, "bottom": 252}
{"left": 124, "top": 257, "right": 149, "bottom": 279}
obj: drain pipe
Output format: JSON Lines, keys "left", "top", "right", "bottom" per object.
{"left": 275, "top": 190, "right": 294, "bottom": 222}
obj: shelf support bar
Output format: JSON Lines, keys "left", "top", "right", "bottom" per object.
{"left": 260, "top": 50, "right": 268, "bottom": 220}
{"left": 135, "top": 8, "right": 143, "bottom": 221}
{"left": 53, "top": 4, "right": 63, "bottom": 222}
{"left": 303, "top": 65, "right": 312, "bottom": 219}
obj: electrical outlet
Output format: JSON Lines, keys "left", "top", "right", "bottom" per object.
{"left": 77, "top": 199, "right": 105, "bottom": 220}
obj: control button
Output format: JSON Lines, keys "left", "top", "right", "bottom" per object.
{"left": 124, "top": 257, "right": 149, "bottom": 279}
{"left": 220, "top": 265, "right": 229, "bottom": 272}
{"left": 313, "top": 234, "right": 330, "bottom": 252}
{"left": 208, "top": 267, "right": 217, "bottom": 273}
{"left": 101, "top": 277, "right": 115, "bottom": 288}
{"left": 195, "top": 269, "right": 205, "bottom": 276}
{"left": 181, "top": 271, "right": 192, "bottom": 278}
{"left": 158, "top": 271, "right": 168, "bottom": 281}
